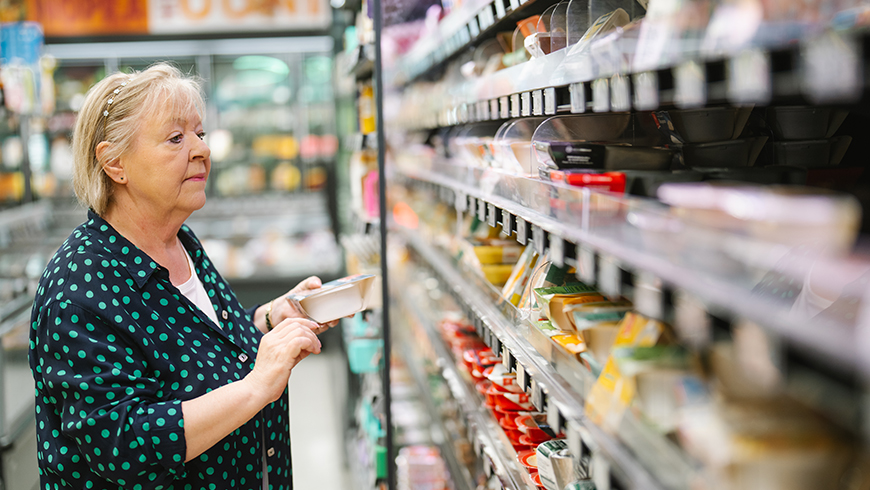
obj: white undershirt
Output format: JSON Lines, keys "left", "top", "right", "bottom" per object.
{"left": 177, "top": 251, "right": 220, "bottom": 328}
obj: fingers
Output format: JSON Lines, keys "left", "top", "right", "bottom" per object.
{"left": 290, "top": 276, "right": 322, "bottom": 294}
{"left": 271, "top": 317, "right": 320, "bottom": 336}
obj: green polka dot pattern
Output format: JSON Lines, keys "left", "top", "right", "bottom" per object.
{"left": 29, "top": 211, "right": 292, "bottom": 490}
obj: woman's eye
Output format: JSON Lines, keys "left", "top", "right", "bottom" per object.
{"left": 197, "top": 132, "right": 206, "bottom": 140}
{"left": 169, "top": 134, "right": 183, "bottom": 143}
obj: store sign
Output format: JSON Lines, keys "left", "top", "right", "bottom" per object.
{"left": 30, "top": 0, "right": 149, "bottom": 37}
{"left": 31, "top": 0, "right": 330, "bottom": 37}
{"left": 147, "top": 0, "right": 331, "bottom": 34}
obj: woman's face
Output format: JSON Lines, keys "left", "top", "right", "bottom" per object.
{"left": 120, "top": 104, "right": 210, "bottom": 217}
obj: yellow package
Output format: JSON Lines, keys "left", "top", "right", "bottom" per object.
{"left": 481, "top": 264, "right": 516, "bottom": 287}
{"left": 585, "top": 312, "right": 666, "bottom": 430}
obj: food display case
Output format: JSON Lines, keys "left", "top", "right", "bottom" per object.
{"left": 336, "top": 0, "right": 870, "bottom": 487}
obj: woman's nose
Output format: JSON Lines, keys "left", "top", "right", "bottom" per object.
{"left": 192, "top": 133, "right": 211, "bottom": 160}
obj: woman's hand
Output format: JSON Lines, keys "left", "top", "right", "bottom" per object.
{"left": 256, "top": 276, "right": 341, "bottom": 335}
{"left": 245, "top": 318, "right": 322, "bottom": 404}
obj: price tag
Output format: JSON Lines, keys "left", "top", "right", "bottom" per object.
{"left": 728, "top": 48, "right": 770, "bottom": 104}
{"left": 543, "top": 87, "right": 556, "bottom": 115}
{"left": 480, "top": 100, "right": 490, "bottom": 120}
{"left": 550, "top": 234, "right": 564, "bottom": 267}
{"left": 509, "top": 0, "right": 519, "bottom": 9}
{"left": 468, "top": 18, "right": 480, "bottom": 38}
{"left": 567, "top": 421, "right": 584, "bottom": 460}
{"left": 477, "top": 198, "right": 487, "bottom": 221}
{"left": 532, "top": 378, "right": 545, "bottom": 412}
{"left": 803, "top": 31, "right": 862, "bottom": 103}
{"left": 472, "top": 431, "right": 482, "bottom": 456}
{"left": 499, "top": 96, "right": 510, "bottom": 119}
{"left": 591, "top": 452, "right": 611, "bottom": 490}
{"left": 484, "top": 453, "right": 494, "bottom": 477}
{"left": 734, "top": 319, "right": 782, "bottom": 389}
{"left": 577, "top": 244, "right": 596, "bottom": 285}
{"left": 675, "top": 60, "right": 707, "bottom": 108}
{"left": 546, "top": 397, "right": 561, "bottom": 433}
{"left": 516, "top": 362, "right": 528, "bottom": 389}
{"left": 610, "top": 75, "right": 631, "bottom": 112}
{"left": 502, "top": 346, "right": 513, "bottom": 370}
{"left": 487, "top": 203, "right": 497, "bottom": 228}
{"left": 511, "top": 93, "right": 521, "bottom": 118}
{"left": 592, "top": 78, "right": 610, "bottom": 113}
{"left": 633, "top": 71, "right": 659, "bottom": 110}
{"left": 455, "top": 191, "right": 467, "bottom": 212}
{"left": 532, "top": 89, "right": 543, "bottom": 115}
{"left": 673, "top": 290, "right": 711, "bottom": 348}
{"left": 501, "top": 209, "right": 514, "bottom": 236}
{"left": 634, "top": 272, "right": 663, "bottom": 320}
{"left": 570, "top": 82, "right": 586, "bottom": 113}
{"left": 599, "top": 255, "right": 621, "bottom": 296}
{"left": 531, "top": 224, "right": 545, "bottom": 255}
{"left": 475, "top": 315, "right": 484, "bottom": 337}
{"left": 494, "top": 0, "right": 506, "bottom": 19}
{"left": 477, "top": 10, "right": 489, "bottom": 31}
{"left": 516, "top": 217, "right": 528, "bottom": 245}
{"left": 490, "top": 99, "right": 499, "bottom": 120}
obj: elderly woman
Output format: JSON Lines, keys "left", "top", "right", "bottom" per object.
{"left": 29, "top": 63, "right": 331, "bottom": 489}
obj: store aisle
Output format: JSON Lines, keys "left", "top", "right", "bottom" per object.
{"left": 289, "top": 346, "right": 351, "bottom": 490}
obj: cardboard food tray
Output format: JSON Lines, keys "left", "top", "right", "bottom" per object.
{"left": 287, "top": 274, "right": 379, "bottom": 324}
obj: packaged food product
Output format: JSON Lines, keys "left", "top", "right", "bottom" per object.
{"left": 657, "top": 182, "right": 862, "bottom": 255}
{"left": 518, "top": 449, "right": 538, "bottom": 470}
{"left": 539, "top": 169, "right": 627, "bottom": 193}
{"left": 487, "top": 363, "right": 525, "bottom": 393}
{"left": 535, "top": 141, "right": 674, "bottom": 171}
{"left": 550, "top": 333, "right": 587, "bottom": 355}
{"left": 501, "top": 245, "right": 539, "bottom": 306}
{"left": 287, "top": 274, "right": 379, "bottom": 323}
{"left": 534, "top": 289, "right": 605, "bottom": 330}
{"left": 577, "top": 322, "right": 621, "bottom": 364}
{"left": 496, "top": 391, "right": 536, "bottom": 411}
{"left": 481, "top": 263, "right": 516, "bottom": 287}
{"left": 536, "top": 439, "right": 576, "bottom": 490}
{"left": 567, "top": 302, "right": 632, "bottom": 332}
{"left": 585, "top": 313, "right": 667, "bottom": 430}
{"left": 533, "top": 283, "right": 599, "bottom": 316}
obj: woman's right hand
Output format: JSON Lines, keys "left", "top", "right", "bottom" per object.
{"left": 245, "top": 318, "right": 322, "bottom": 404}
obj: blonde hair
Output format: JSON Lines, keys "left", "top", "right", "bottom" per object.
{"left": 72, "top": 63, "right": 206, "bottom": 215}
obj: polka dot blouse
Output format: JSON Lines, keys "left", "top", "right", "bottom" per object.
{"left": 29, "top": 211, "right": 292, "bottom": 490}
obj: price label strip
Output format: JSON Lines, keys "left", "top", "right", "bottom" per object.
{"left": 570, "top": 82, "right": 586, "bottom": 113}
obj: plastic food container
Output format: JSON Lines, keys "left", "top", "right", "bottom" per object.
{"left": 767, "top": 106, "right": 849, "bottom": 140}
{"left": 770, "top": 136, "right": 851, "bottom": 167}
{"left": 666, "top": 106, "right": 752, "bottom": 143}
{"left": 288, "top": 274, "right": 379, "bottom": 323}
{"left": 681, "top": 137, "right": 768, "bottom": 168}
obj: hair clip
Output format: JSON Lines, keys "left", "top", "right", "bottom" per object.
{"left": 104, "top": 79, "right": 131, "bottom": 118}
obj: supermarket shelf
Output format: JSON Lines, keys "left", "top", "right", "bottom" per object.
{"left": 392, "top": 164, "right": 868, "bottom": 388}
{"left": 395, "top": 340, "right": 476, "bottom": 490}
{"left": 400, "top": 226, "right": 677, "bottom": 490}
{"left": 345, "top": 44, "right": 375, "bottom": 81}
{"left": 391, "top": 28, "right": 870, "bottom": 130}
{"left": 392, "top": 0, "right": 550, "bottom": 86}
{"left": 395, "top": 276, "right": 536, "bottom": 490}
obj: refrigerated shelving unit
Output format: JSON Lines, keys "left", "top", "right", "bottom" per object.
{"left": 353, "top": 0, "right": 870, "bottom": 488}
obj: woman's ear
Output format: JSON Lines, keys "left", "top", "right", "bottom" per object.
{"left": 96, "top": 141, "right": 126, "bottom": 184}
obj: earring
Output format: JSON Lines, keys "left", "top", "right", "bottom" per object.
{"left": 120, "top": 177, "right": 125, "bottom": 181}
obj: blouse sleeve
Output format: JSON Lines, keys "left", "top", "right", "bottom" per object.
{"left": 33, "top": 300, "right": 187, "bottom": 489}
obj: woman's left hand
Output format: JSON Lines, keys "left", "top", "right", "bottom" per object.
{"left": 259, "top": 276, "right": 340, "bottom": 335}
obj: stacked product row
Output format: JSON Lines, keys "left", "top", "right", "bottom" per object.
{"left": 386, "top": 182, "right": 869, "bottom": 490}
